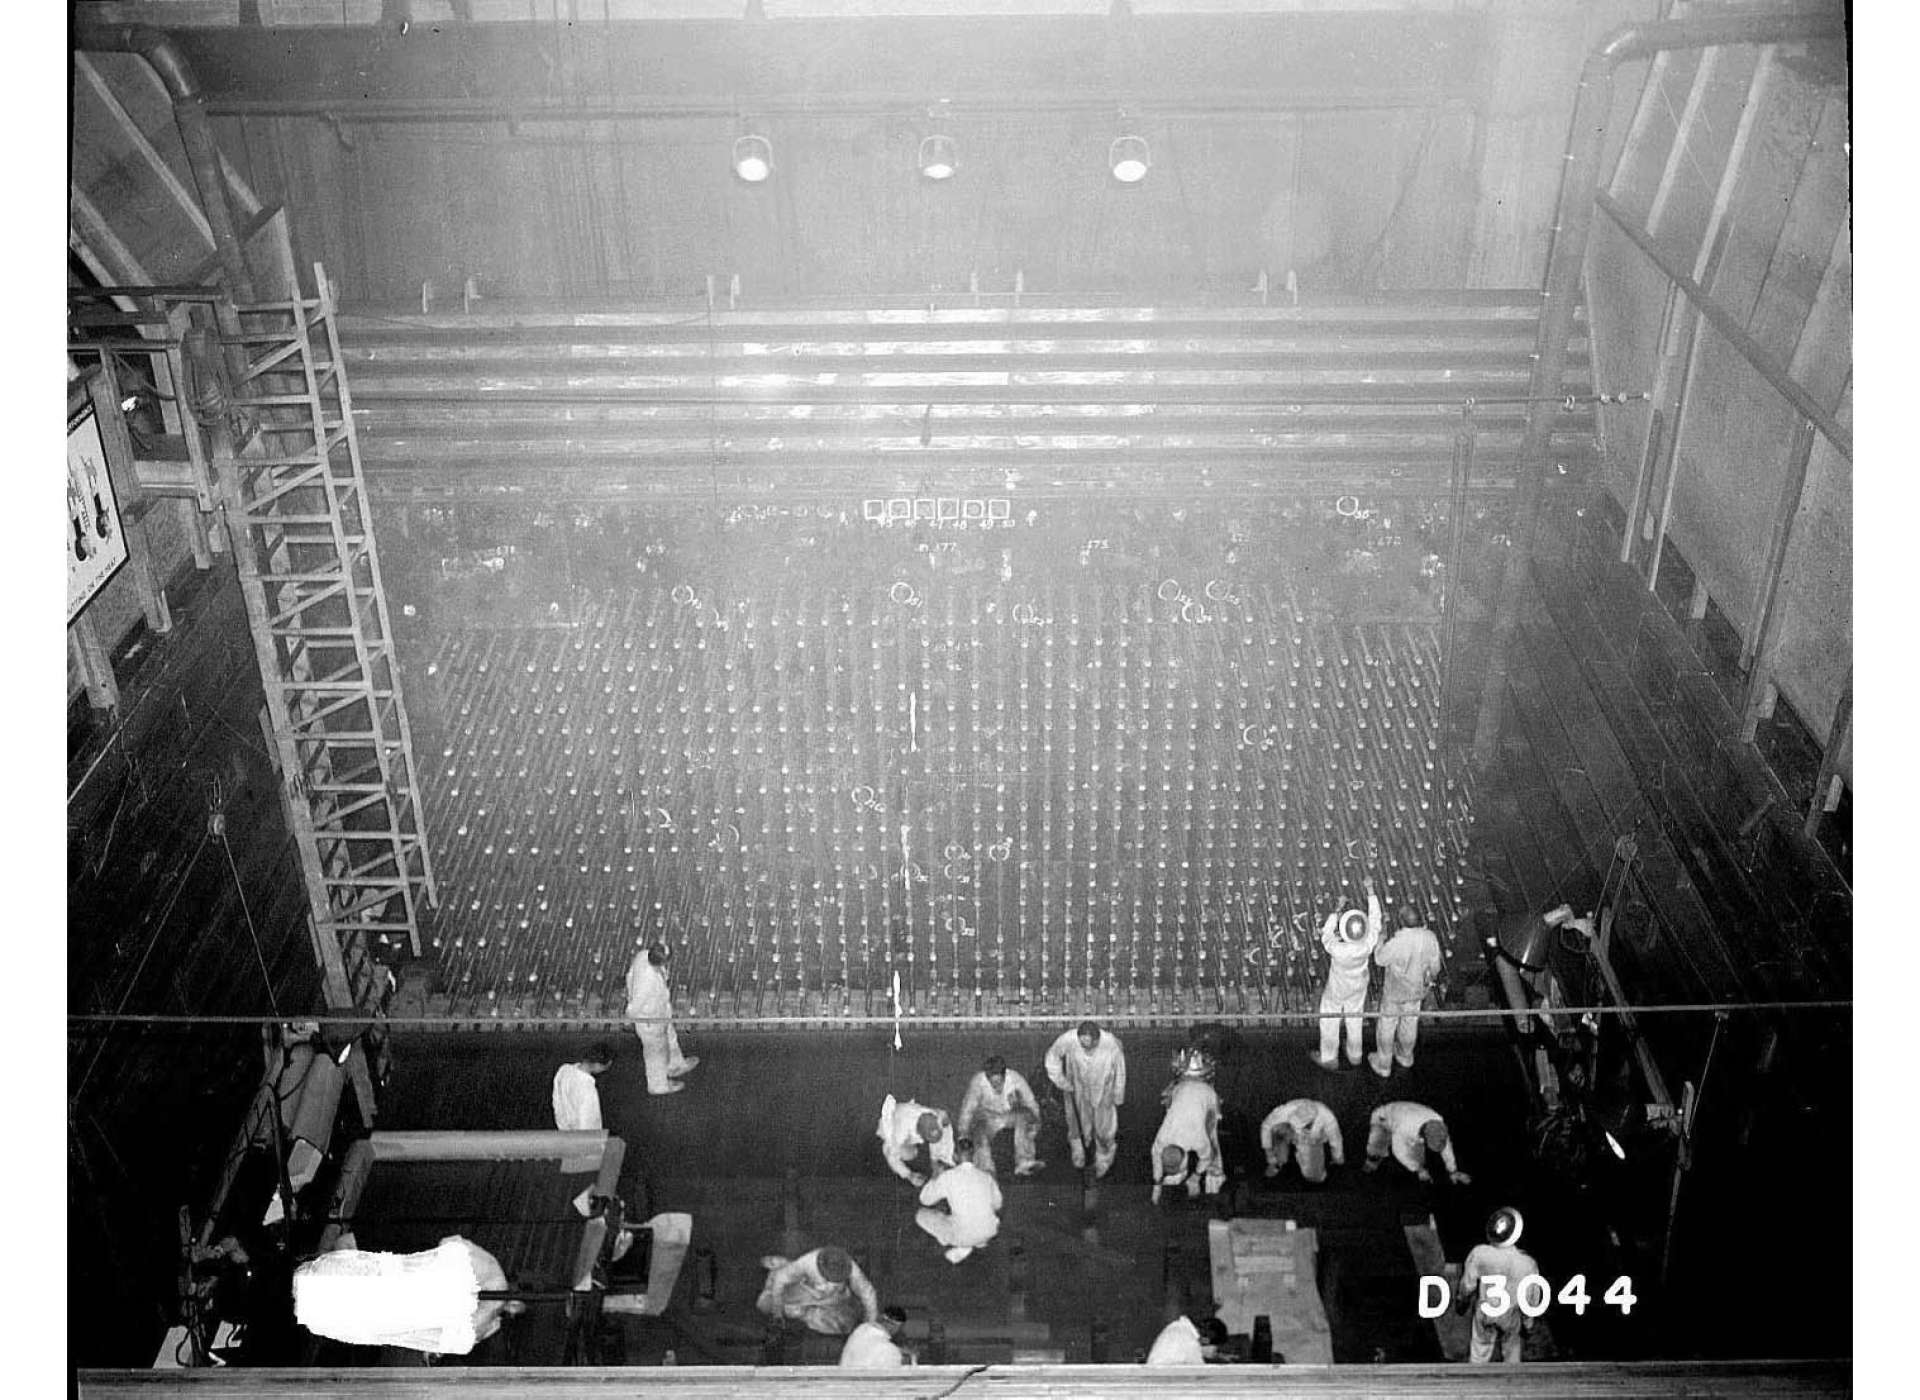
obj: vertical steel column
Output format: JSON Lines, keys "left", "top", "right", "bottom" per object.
{"left": 1738, "top": 414, "right": 1821, "bottom": 737}
{"left": 1803, "top": 668, "right": 1851, "bottom": 841}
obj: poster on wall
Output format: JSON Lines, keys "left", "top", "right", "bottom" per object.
{"left": 68, "top": 405, "right": 128, "bottom": 624}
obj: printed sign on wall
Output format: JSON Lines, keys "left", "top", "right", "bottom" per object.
{"left": 68, "top": 406, "right": 127, "bottom": 623}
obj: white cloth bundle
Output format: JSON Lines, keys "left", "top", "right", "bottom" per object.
{"left": 293, "top": 1235, "right": 501, "bottom": 1355}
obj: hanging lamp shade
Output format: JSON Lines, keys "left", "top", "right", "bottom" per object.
{"left": 732, "top": 134, "right": 772, "bottom": 183}
{"left": 1109, "top": 134, "right": 1150, "bottom": 184}
{"left": 918, "top": 134, "right": 958, "bottom": 181}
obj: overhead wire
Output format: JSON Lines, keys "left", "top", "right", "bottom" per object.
{"left": 67, "top": 998, "right": 1850, "bottom": 1030}
{"left": 1352, "top": 109, "right": 1441, "bottom": 288}
{"left": 218, "top": 817, "right": 282, "bottom": 1023}
{"left": 71, "top": 827, "right": 214, "bottom": 1104}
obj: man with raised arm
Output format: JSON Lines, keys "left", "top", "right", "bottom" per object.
{"left": 1313, "top": 875, "right": 1381, "bottom": 1069}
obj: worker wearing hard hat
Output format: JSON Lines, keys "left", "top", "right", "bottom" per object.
{"left": 1312, "top": 875, "right": 1382, "bottom": 1069}
{"left": 1457, "top": 1208, "right": 1540, "bottom": 1364}
{"left": 1150, "top": 1051, "right": 1225, "bottom": 1203}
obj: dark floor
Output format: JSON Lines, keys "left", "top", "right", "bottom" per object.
{"left": 370, "top": 1022, "right": 1592, "bottom": 1366}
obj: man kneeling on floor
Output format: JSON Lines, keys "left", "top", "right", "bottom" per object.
{"left": 1259, "top": 1098, "right": 1344, "bottom": 1184}
{"left": 878, "top": 1094, "right": 957, "bottom": 1188}
{"left": 1150, "top": 1049, "right": 1224, "bottom": 1204}
{"left": 755, "top": 1246, "right": 880, "bottom": 1336}
{"left": 1363, "top": 1101, "right": 1472, "bottom": 1185}
{"left": 916, "top": 1139, "right": 1003, "bottom": 1263}
{"left": 957, "top": 1055, "right": 1045, "bottom": 1177}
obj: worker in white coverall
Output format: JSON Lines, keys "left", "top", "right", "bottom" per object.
{"left": 624, "top": 943, "right": 699, "bottom": 1095}
{"left": 1314, "top": 876, "right": 1381, "bottom": 1068}
{"left": 292, "top": 1235, "right": 525, "bottom": 1356}
{"left": 1045, "top": 1020, "right": 1127, "bottom": 1178}
{"left": 916, "top": 1143, "right": 1004, "bottom": 1263}
{"left": 1150, "top": 1076, "right": 1225, "bottom": 1203}
{"left": 550, "top": 1042, "right": 617, "bottom": 1130}
{"left": 755, "top": 1246, "right": 881, "bottom": 1336}
{"left": 957, "top": 1055, "right": 1045, "bottom": 1176}
{"left": 878, "top": 1095, "right": 956, "bottom": 1187}
{"left": 1363, "top": 1101, "right": 1472, "bottom": 1184}
{"left": 1458, "top": 1208, "right": 1540, "bottom": 1364}
{"left": 1259, "top": 1098, "right": 1345, "bottom": 1184}
{"left": 1370, "top": 904, "right": 1444, "bottom": 1077}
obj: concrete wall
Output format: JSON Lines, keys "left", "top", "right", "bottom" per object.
{"left": 1586, "top": 22, "right": 1851, "bottom": 780}
{"left": 73, "top": 5, "right": 1654, "bottom": 303}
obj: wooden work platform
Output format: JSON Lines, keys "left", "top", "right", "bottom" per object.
{"left": 1207, "top": 1217, "right": 1334, "bottom": 1364}
{"left": 76, "top": 1359, "right": 1853, "bottom": 1397}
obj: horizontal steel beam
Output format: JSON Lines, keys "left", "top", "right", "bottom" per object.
{"left": 205, "top": 92, "right": 1478, "bottom": 123}
{"left": 364, "top": 470, "right": 1574, "bottom": 505}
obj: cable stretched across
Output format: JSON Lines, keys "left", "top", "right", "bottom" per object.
{"left": 72, "top": 829, "right": 212, "bottom": 1104}
{"left": 220, "top": 827, "right": 281, "bottom": 1022}
{"left": 69, "top": 998, "right": 1850, "bottom": 1031}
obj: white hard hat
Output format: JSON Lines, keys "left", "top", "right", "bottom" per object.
{"left": 1486, "top": 1207, "right": 1525, "bottom": 1248}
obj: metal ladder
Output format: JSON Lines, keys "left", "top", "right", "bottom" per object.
{"left": 219, "top": 241, "right": 437, "bottom": 1015}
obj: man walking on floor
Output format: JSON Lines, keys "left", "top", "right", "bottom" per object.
{"left": 1459, "top": 1208, "right": 1539, "bottom": 1364}
{"left": 625, "top": 942, "right": 699, "bottom": 1095}
{"left": 1045, "top": 1019, "right": 1127, "bottom": 1180}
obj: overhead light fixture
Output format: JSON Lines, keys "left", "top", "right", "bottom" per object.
{"left": 918, "top": 134, "right": 958, "bottom": 182}
{"left": 1109, "top": 134, "right": 1151, "bottom": 184}
{"left": 733, "top": 133, "right": 772, "bottom": 184}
